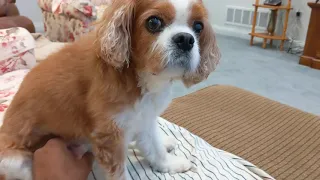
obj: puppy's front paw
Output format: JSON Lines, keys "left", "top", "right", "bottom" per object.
{"left": 163, "top": 137, "right": 177, "bottom": 152}
{"left": 152, "top": 154, "right": 193, "bottom": 174}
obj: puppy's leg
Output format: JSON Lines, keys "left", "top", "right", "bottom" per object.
{"left": 135, "top": 118, "right": 192, "bottom": 174}
{"left": 163, "top": 136, "right": 177, "bottom": 152}
{"left": 0, "top": 134, "right": 33, "bottom": 180}
{"left": 0, "top": 149, "right": 33, "bottom": 180}
{"left": 91, "top": 124, "right": 128, "bottom": 180}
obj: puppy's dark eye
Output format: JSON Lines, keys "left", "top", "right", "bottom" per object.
{"left": 146, "top": 16, "right": 163, "bottom": 33}
{"left": 193, "top": 21, "right": 204, "bottom": 34}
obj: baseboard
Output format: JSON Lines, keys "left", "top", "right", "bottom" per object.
{"left": 212, "top": 24, "right": 263, "bottom": 43}
{"left": 212, "top": 25, "right": 247, "bottom": 39}
{"left": 212, "top": 24, "right": 305, "bottom": 50}
{"left": 34, "top": 22, "right": 44, "bottom": 33}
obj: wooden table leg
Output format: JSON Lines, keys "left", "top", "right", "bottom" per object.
{"left": 270, "top": 9, "right": 278, "bottom": 48}
{"left": 250, "top": 1, "right": 259, "bottom": 46}
{"left": 262, "top": 38, "right": 267, "bottom": 49}
{"left": 280, "top": 40, "right": 285, "bottom": 51}
{"left": 250, "top": 36, "right": 254, "bottom": 46}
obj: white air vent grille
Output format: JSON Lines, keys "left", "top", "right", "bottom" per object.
{"left": 226, "top": 6, "right": 270, "bottom": 30}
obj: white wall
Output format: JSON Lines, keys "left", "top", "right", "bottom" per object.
{"left": 204, "top": 0, "right": 254, "bottom": 27}
{"left": 15, "top": 0, "right": 313, "bottom": 42}
{"left": 203, "top": 0, "right": 313, "bottom": 43}
{"left": 15, "top": 0, "right": 44, "bottom": 32}
{"left": 284, "top": 0, "right": 312, "bottom": 42}
{"left": 203, "top": 0, "right": 254, "bottom": 40}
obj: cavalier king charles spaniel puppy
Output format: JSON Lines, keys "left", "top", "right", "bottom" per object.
{"left": 0, "top": 0, "right": 221, "bottom": 179}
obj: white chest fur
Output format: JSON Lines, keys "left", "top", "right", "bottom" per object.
{"left": 114, "top": 80, "right": 173, "bottom": 140}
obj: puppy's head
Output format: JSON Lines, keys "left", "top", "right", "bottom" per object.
{"left": 95, "top": 0, "right": 221, "bottom": 87}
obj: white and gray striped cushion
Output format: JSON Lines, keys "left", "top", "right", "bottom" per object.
{"left": 91, "top": 117, "right": 275, "bottom": 180}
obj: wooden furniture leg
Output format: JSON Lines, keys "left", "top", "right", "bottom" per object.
{"left": 262, "top": 38, "right": 267, "bottom": 49}
{"left": 280, "top": 41, "right": 285, "bottom": 51}
{"left": 299, "top": 3, "right": 320, "bottom": 70}
{"left": 250, "top": 0, "right": 259, "bottom": 46}
{"left": 250, "top": 36, "right": 255, "bottom": 46}
{"left": 270, "top": 9, "right": 278, "bottom": 47}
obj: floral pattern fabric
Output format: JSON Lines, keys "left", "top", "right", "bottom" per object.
{"left": 0, "top": 69, "right": 29, "bottom": 126}
{"left": 38, "top": 0, "right": 107, "bottom": 42}
{"left": 38, "top": 0, "right": 97, "bottom": 22}
{"left": 0, "top": 28, "right": 36, "bottom": 75}
{"left": 42, "top": 11, "right": 93, "bottom": 42}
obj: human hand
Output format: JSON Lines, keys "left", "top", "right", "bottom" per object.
{"left": 33, "top": 139, "right": 94, "bottom": 180}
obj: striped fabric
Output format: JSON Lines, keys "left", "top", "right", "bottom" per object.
{"left": 91, "top": 117, "right": 274, "bottom": 180}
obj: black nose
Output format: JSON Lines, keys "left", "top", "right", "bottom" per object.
{"left": 172, "top": 33, "right": 195, "bottom": 51}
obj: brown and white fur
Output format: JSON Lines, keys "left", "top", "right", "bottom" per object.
{"left": 0, "top": 0, "right": 221, "bottom": 179}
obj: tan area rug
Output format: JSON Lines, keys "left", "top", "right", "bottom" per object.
{"left": 162, "top": 85, "right": 320, "bottom": 180}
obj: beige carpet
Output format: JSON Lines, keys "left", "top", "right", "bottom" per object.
{"left": 162, "top": 85, "right": 320, "bottom": 180}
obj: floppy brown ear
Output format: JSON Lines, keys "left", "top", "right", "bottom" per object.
{"left": 183, "top": 19, "right": 221, "bottom": 87}
{"left": 95, "top": 0, "right": 135, "bottom": 68}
